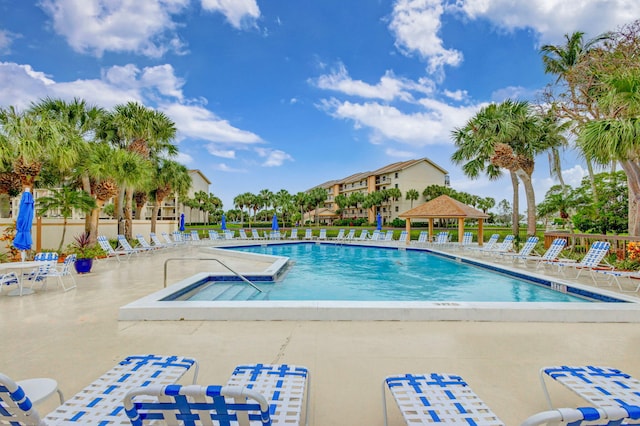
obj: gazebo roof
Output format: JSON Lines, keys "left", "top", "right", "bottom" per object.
{"left": 399, "top": 195, "right": 489, "bottom": 219}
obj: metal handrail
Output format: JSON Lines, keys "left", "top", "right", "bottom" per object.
{"left": 163, "top": 257, "right": 263, "bottom": 293}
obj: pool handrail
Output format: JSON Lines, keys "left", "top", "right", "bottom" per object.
{"left": 163, "top": 257, "right": 263, "bottom": 293}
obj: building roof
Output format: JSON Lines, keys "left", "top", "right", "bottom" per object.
{"left": 399, "top": 195, "right": 489, "bottom": 219}
{"left": 188, "top": 169, "right": 212, "bottom": 185}
{"left": 307, "top": 157, "right": 448, "bottom": 191}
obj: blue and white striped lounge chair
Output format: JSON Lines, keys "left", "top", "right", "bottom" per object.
{"left": 383, "top": 372, "right": 634, "bottom": 426}
{"left": 226, "top": 364, "right": 310, "bottom": 426}
{"left": 466, "top": 233, "right": 499, "bottom": 252}
{"left": 540, "top": 365, "right": 640, "bottom": 417}
{"left": 118, "top": 235, "right": 152, "bottom": 256}
{"left": 395, "top": 230, "right": 408, "bottom": 244}
{"left": 356, "top": 230, "right": 369, "bottom": 240}
{"left": 207, "top": 230, "right": 221, "bottom": 242}
{"left": 318, "top": 229, "right": 327, "bottom": 240}
{"left": 521, "top": 238, "right": 567, "bottom": 269}
{"left": 124, "top": 363, "right": 309, "bottom": 426}
{"left": 172, "top": 231, "right": 187, "bottom": 245}
{"left": 23, "top": 252, "right": 59, "bottom": 289}
{"left": 249, "top": 229, "right": 262, "bottom": 240}
{"left": 383, "top": 373, "right": 504, "bottom": 425}
{"left": 554, "top": 241, "right": 612, "bottom": 278}
{"left": 97, "top": 235, "right": 125, "bottom": 261}
{"left": 190, "top": 230, "right": 203, "bottom": 244}
{"left": 430, "top": 231, "right": 450, "bottom": 248}
{"left": 344, "top": 229, "right": 356, "bottom": 240}
{"left": 497, "top": 236, "right": 539, "bottom": 262}
{"left": 238, "top": 229, "right": 249, "bottom": 239}
{"left": 149, "top": 232, "right": 170, "bottom": 248}
{"left": 383, "top": 230, "right": 394, "bottom": 242}
{"left": 453, "top": 231, "right": 474, "bottom": 250}
{"left": 288, "top": 229, "right": 299, "bottom": 240}
{"left": 136, "top": 234, "right": 162, "bottom": 251}
{"left": 368, "top": 230, "right": 381, "bottom": 241}
{"left": 303, "top": 229, "right": 314, "bottom": 240}
{"left": 269, "top": 230, "right": 282, "bottom": 240}
{"left": 0, "top": 272, "right": 21, "bottom": 296}
{"left": 43, "top": 354, "right": 199, "bottom": 425}
{"left": 222, "top": 230, "right": 234, "bottom": 240}
{"left": 32, "top": 254, "right": 77, "bottom": 292}
{"left": 332, "top": 229, "right": 345, "bottom": 240}
{"left": 415, "top": 231, "right": 429, "bottom": 246}
{"left": 0, "top": 372, "right": 64, "bottom": 425}
{"left": 479, "top": 234, "right": 514, "bottom": 256}
{"left": 161, "top": 232, "right": 178, "bottom": 246}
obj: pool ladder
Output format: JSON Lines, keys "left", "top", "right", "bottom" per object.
{"left": 163, "top": 257, "right": 263, "bottom": 293}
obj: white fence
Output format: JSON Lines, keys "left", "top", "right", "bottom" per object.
{"left": 0, "top": 218, "right": 179, "bottom": 253}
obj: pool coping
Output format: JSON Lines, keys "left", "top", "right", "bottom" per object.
{"left": 118, "top": 241, "right": 640, "bottom": 322}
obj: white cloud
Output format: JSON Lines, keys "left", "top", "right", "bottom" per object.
{"left": 443, "top": 89, "right": 468, "bottom": 101}
{"left": 389, "top": 0, "right": 463, "bottom": 75}
{"left": 319, "top": 97, "right": 483, "bottom": 147}
{"left": 161, "top": 103, "right": 262, "bottom": 144}
{"left": 200, "top": 0, "right": 260, "bottom": 29}
{"left": 0, "top": 30, "right": 16, "bottom": 54}
{"left": 206, "top": 147, "right": 236, "bottom": 158}
{"left": 175, "top": 151, "right": 194, "bottom": 165}
{"left": 314, "top": 63, "right": 434, "bottom": 101}
{"left": 455, "top": 0, "right": 640, "bottom": 45}
{"left": 39, "top": 0, "right": 188, "bottom": 57}
{"left": 255, "top": 148, "right": 293, "bottom": 167}
{"left": 215, "top": 162, "right": 247, "bottom": 172}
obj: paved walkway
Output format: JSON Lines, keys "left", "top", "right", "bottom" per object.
{"left": 2, "top": 242, "right": 640, "bottom": 424}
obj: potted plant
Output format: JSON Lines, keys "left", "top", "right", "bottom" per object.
{"left": 67, "top": 233, "right": 104, "bottom": 274}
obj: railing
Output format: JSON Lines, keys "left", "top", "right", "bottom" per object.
{"left": 544, "top": 231, "right": 640, "bottom": 259}
{"left": 163, "top": 257, "right": 263, "bottom": 292}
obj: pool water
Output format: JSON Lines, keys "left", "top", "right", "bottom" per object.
{"left": 193, "top": 244, "right": 590, "bottom": 303}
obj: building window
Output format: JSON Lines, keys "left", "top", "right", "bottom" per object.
{"left": 444, "top": 175, "right": 450, "bottom": 186}
{"left": 395, "top": 183, "right": 398, "bottom": 188}
{"left": 383, "top": 208, "right": 386, "bottom": 212}
{"left": 395, "top": 172, "right": 398, "bottom": 178}
{"left": 395, "top": 206, "right": 399, "bottom": 212}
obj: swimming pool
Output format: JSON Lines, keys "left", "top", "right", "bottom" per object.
{"left": 188, "top": 243, "right": 588, "bottom": 302}
{"left": 119, "top": 241, "right": 640, "bottom": 322}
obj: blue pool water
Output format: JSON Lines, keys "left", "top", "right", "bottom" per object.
{"left": 192, "top": 243, "right": 591, "bottom": 303}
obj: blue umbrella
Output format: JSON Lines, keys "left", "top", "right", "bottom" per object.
{"left": 376, "top": 213, "right": 382, "bottom": 231}
{"left": 271, "top": 213, "right": 279, "bottom": 231}
{"left": 221, "top": 214, "right": 227, "bottom": 230}
{"left": 13, "top": 189, "right": 34, "bottom": 259}
{"left": 179, "top": 213, "right": 185, "bottom": 231}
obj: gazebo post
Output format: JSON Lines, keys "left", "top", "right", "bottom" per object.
{"left": 405, "top": 218, "right": 411, "bottom": 245}
{"left": 458, "top": 217, "right": 464, "bottom": 243}
{"left": 428, "top": 218, "right": 433, "bottom": 241}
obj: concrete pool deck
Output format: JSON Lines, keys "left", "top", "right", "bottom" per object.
{"left": 2, "top": 241, "right": 640, "bottom": 424}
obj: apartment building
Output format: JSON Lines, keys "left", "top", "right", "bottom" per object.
{"left": 309, "top": 158, "right": 448, "bottom": 225}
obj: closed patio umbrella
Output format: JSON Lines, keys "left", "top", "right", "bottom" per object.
{"left": 13, "top": 188, "right": 34, "bottom": 261}
{"left": 221, "top": 214, "right": 227, "bottom": 231}
{"left": 179, "top": 213, "right": 185, "bottom": 231}
{"left": 376, "top": 213, "right": 382, "bottom": 230}
{"left": 271, "top": 213, "right": 279, "bottom": 231}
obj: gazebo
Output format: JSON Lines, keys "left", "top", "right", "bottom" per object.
{"left": 398, "top": 195, "right": 490, "bottom": 245}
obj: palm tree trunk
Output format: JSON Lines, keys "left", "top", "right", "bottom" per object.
{"left": 517, "top": 170, "right": 537, "bottom": 236}
{"left": 620, "top": 160, "right": 640, "bottom": 236}
{"left": 124, "top": 187, "right": 134, "bottom": 239}
{"left": 586, "top": 158, "right": 599, "bottom": 205}
{"left": 151, "top": 198, "right": 162, "bottom": 233}
{"left": 116, "top": 189, "right": 125, "bottom": 235}
{"left": 510, "top": 171, "right": 520, "bottom": 237}
{"left": 82, "top": 174, "right": 92, "bottom": 234}
{"left": 89, "top": 199, "right": 105, "bottom": 244}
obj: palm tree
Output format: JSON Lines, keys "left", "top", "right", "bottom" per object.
{"left": 307, "top": 187, "right": 327, "bottom": 225}
{"left": 150, "top": 159, "right": 191, "bottom": 233}
{"left": 405, "top": 189, "right": 419, "bottom": 208}
{"left": 104, "top": 102, "right": 177, "bottom": 239}
{"left": 234, "top": 192, "right": 253, "bottom": 227}
{"left": 36, "top": 186, "right": 96, "bottom": 252}
{"left": 541, "top": 30, "right": 610, "bottom": 201}
{"left": 293, "top": 192, "right": 309, "bottom": 225}
{"left": 334, "top": 194, "right": 348, "bottom": 219}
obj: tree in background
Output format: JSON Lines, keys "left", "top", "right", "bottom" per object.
{"left": 36, "top": 186, "right": 96, "bottom": 252}
{"left": 405, "top": 189, "right": 420, "bottom": 208}
{"left": 571, "top": 171, "right": 628, "bottom": 234}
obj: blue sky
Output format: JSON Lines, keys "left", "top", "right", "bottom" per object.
{"left": 0, "top": 1, "right": 637, "bottom": 212}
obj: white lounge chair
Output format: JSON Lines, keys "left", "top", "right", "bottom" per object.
{"left": 207, "top": 230, "right": 221, "bottom": 242}
{"left": 497, "top": 236, "right": 539, "bottom": 262}
{"left": 239, "top": 229, "right": 249, "bottom": 239}
{"left": 383, "top": 230, "right": 394, "bottom": 242}
{"left": 97, "top": 235, "right": 125, "bottom": 261}
{"left": 190, "top": 230, "right": 203, "bottom": 244}
{"left": 34, "top": 254, "right": 77, "bottom": 292}
{"left": 135, "top": 234, "right": 163, "bottom": 251}
{"left": 332, "top": 229, "right": 345, "bottom": 240}
{"left": 554, "top": 241, "right": 612, "bottom": 279}
{"left": 466, "top": 233, "right": 500, "bottom": 252}
{"left": 117, "top": 235, "right": 152, "bottom": 256}
{"left": 149, "top": 232, "right": 170, "bottom": 248}
{"left": 288, "top": 229, "right": 299, "bottom": 240}
{"left": 540, "top": 365, "right": 640, "bottom": 414}
{"left": 344, "top": 229, "right": 356, "bottom": 240}
{"left": 429, "top": 231, "right": 450, "bottom": 248}
{"left": 356, "top": 230, "right": 369, "bottom": 240}
{"left": 124, "top": 363, "right": 309, "bottom": 426}
{"left": 303, "top": 229, "right": 314, "bottom": 240}
{"left": 318, "top": 229, "right": 327, "bottom": 240}
{"left": 414, "top": 231, "right": 429, "bottom": 246}
{"left": 479, "top": 234, "right": 514, "bottom": 256}
{"left": 383, "top": 372, "right": 635, "bottom": 426}
{"left": 452, "top": 231, "right": 474, "bottom": 250}
{"left": 520, "top": 238, "right": 567, "bottom": 268}
{"left": 250, "top": 229, "right": 263, "bottom": 240}
{"left": 44, "top": 354, "right": 199, "bottom": 425}
{"left": 0, "top": 272, "right": 20, "bottom": 296}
